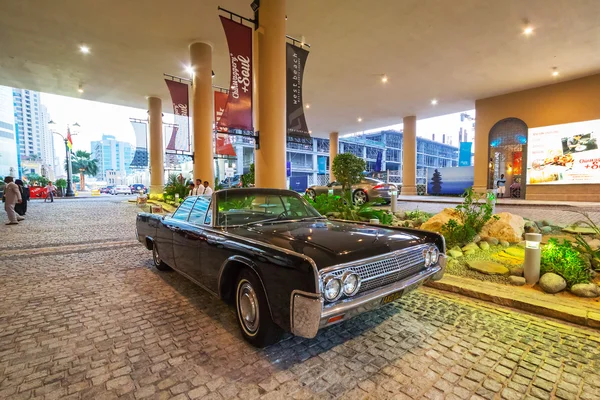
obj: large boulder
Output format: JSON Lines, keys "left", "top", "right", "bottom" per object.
{"left": 539, "top": 273, "right": 567, "bottom": 294}
{"left": 570, "top": 283, "right": 600, "bottom": 298}
{"left": 420, "top": 208, "right": 461, "bottom": 232}
{"left": 480, "top": 213, "right": 525, "bottom": 243}
{"left": 509, "top": 276, "right": 526, "bottom": 286}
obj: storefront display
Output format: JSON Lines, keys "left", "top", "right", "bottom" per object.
{"left": 527, "top": 119, "right": 600, "bottom": 184}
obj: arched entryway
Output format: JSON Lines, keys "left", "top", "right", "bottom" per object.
{"left": 488, "top": 118, "right": 528, "bottom": 199}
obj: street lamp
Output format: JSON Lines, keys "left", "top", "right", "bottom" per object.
{"left": 48, "top": 120, "right": 79, "bottom": 197}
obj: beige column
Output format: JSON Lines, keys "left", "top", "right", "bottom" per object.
{"left": 148, "top": 96, "right": 164, "bottom": 195}
{"left": 190, "top": 42, "right": 214, "bottom": 185}
{"left": 254, "top": 0, "right": 286, "bottom": 189}
{"left": 329, "top": 131, "right": 339, "bottom": 182}
{"left": 401, "top": 115, "right": 417, "bottom": 195}
{"left": 473, "top": 109, "right": 488, "bottom": 193}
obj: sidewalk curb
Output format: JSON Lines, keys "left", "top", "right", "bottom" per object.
{"left": 426, "top": 275, "right": 600, "bottom": 329}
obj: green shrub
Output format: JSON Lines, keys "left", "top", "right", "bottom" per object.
{"left": 331, "top": 153, "right": 365, "bottom": 202}
{"left": 441, "top": 188, "right": 497, "bottom": 247}
{"left": 405, "top": 209, "right": 433, "bottom": 221}
{"left": 570, "top": 211, "right": 600, "bottom": 271}
{"left": 541, "top": 238, "right": 591, "bottom": 287}
{"left": 164, "top": 173, "right": 188, "bottom": 200}
{"left": 306, "top": 193, "right": 392, "bottom": 225}
{"left": 241, "top": 163, "right": 255, "bottom": 187}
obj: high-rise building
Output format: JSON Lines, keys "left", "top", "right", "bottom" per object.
{"left": 12, "top": 88, "right": 55, "bottom": 177}
{"left": 0, "top": 86, "right": 18, "bottom": 177}
{"left": 91, "top": 134, "right": 134, "bottom": 180}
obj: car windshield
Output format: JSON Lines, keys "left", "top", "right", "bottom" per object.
{"left": 216, "top": 191, "right": 323, "bottom": 226}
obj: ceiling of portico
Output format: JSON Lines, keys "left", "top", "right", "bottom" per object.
{"left": 1, "top": 0, "right": 600, "bottom": 137}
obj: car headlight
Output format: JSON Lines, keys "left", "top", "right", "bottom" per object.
{"left": 423, "top": 248, "right": 432, "bottom": 266}
{"left": 342, "top": 271, "right": 361, "bottom": 296}
{"left": 430, "top": 246, "right": 439, "bottom": 264}
{"left": 323, "top": 275, "right": 342, "bottom": 302}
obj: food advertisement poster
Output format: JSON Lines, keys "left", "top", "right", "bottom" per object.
{"left": 527, "top": 119, "right": 600, "bottom": 184}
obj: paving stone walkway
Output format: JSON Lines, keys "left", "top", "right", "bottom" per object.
{"left": 1, "top": 198, "right": 599, "bottom": 399}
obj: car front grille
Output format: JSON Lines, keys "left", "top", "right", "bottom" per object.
{"left": 325, "top": 244, "right": 428, "bottom": 295}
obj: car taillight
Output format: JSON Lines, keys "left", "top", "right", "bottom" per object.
{"left": 373, "top": 184, "right": 386, "bottom": 190}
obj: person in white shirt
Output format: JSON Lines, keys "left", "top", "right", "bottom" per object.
{"left": 45, "top": 181, "right": 56, "bottom": 203}
{"left": 194, "top": 178, "right": 205, "bottom": 195}
{"left": 187, "top": 183, "right": 196, "bottom": 197}
{"left": 202, "top": 181, "right": 213, "bottom": 196}
{"left": 3, "top": 176, "right": 23, "bottom": 225}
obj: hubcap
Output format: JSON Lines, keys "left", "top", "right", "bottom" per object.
{"left": 153, "top": 246, "right": 161, "bottom": 266}
{"left": 354, "top": 191, "right": 367, "bottom": 205}
{"left": 238, "top": 282, "right": 259, "bottom": 334}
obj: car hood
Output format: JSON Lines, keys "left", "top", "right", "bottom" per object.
{"left": 228, "top": 220, "right": 438, "bottom": 269}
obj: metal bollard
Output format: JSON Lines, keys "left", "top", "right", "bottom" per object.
{"left": 524, "top": 233, "right": 542, "bottom": 284}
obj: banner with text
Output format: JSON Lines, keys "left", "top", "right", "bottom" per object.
{"left": 214, "top": 91, "right": 236, "bottom": 157}
{"left": 286, "top": 42, "right": 310, "bottom": 138}
{"left": 527, "top": 119, "right": 600, "bottom": 184}
{"left": 218, "top": 16, "right": 253, "bottom": 132}
{"left": 459, "top": 142, "right": 472, "bottom": 166}
{"left": 129, "top": 120, "right": 148, "bottom": 169}
{"left": 164, "top": 79, "right": 191, "bottom": 152}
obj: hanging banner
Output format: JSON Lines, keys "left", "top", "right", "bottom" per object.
{"left": 163, "top": 125, "right": 181, "bottom": 169}
{"left": 286, "top": 43, "right": 310, "bottom": 138}
{"left": 459, "top": 142, "right": 472, "bottom": 166}
{"left": 218, "top": 16, "right": 253, "bottom": 132}
{"left": 214, "top": 91, "right": 236, "bottom": 157}
{"left": 317, "top": 156, "right": 327, "bottom": 174}
{"left": 129, "top": 120, "right": 148, "bottom": 169}
{"left": 375, "top": 151, "right": 383, "bottom": 172}
{"left": 164, "top": 79, "right": 191, "bottom": 152}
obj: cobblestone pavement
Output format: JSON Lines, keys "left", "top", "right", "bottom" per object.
{"left": 1, "top": 198, "right": 600, "bottom": 400}
{"left": 396, "top": 202, "right": 600, "bottom": 226}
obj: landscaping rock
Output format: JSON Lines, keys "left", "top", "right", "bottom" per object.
{"left": 504, "top": 247, "right": 525, "bottom": 259}
{"left": 478, "top": 241, "right": 490, "bottom": 251}
{"left": 541, "top": 220, "right": 553, "bottom": 227}
{"left": 464, "top": 249, "right": 476, "bottom": 256}
{"left": 420, "top": 208, "right": 461, "bottom": 233}
{"left": 448, "top": 249, "right": 463, "bottom": 258}
{"left": 467, "top": 261, "right": 510, "bottom": 275}
{"left": 509, "top": 276, "right": 526, "bottom": 286}
{"left": 500, "top": 240, "right": 510, "bottom": 248}
{"left": 462, "top": 243, "right": 479, "bottom": 252}
{"left": 586, "top": 238, "right": 600, "bottom": 250}
{"left": 509, "top": 266, "right": 524, "bottom": 277}
{"left": 570, "top": 283, "right": 600, "bottom": 298}
{"left": 394, "top": 211, "right": 406, "bottom": 219}
{"left": 540, "top": 226, "right": 553, "bottom": 234}
{"left": 524, "top": 221, "right": 540, "bottom": 234}
{"left": 480, "top": 212, "right": 525, "bottom": 243}
{"left": 472, "top": 234, "right": 481, "bottom": 243}
{"left": 562, "top": 226, "right": 596, "bottom": 235}
{"left": 517, "top": 241, "right": 526, "bottom": 248}
{"left": 539, "top": 273, "right": 567, "bottom": 294}
{"left": 482, "top": 237, "right": 499, "bottom": 246}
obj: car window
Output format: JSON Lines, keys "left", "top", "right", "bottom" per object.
{"left": 204, "top": 203, "right": 212, "bottom": 225}
{"left": 188, "top": 197, "right": 210, "bottom": 225}
{"left": 171, "top": 197, "right": 196, "bottom": 221}
{"left": 327, "top": 181, "right": 339, "bottom": 187}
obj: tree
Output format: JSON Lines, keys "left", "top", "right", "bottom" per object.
{"left": 65, "top": 150, "right": 99, "bottom": 191}
{"left": 332, "top": 153, "right": 365, "bottom": 201}
{"left": 430, "top": 169, "right": 443, "bottom": 195}
{"left": 25, "top": 173, "right": 49, "bottom": 186}
{"left": 55, "top": 178, "right": 67, "bottom": 197}
{"left": 241, "top": 163, "right": 255, "bottom": 187}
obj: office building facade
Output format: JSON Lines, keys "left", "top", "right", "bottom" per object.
{"left": 0, "top": 86, "right": 18, "bottom": 177}
{"left": 91, "top": 134, "right": 134, "bottom": 180}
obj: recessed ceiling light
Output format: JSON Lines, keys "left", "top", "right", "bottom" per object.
{"left": 552, "top": 68, "right": 559, "bottom": 77}
{"left": 431, "top": 99, "right": 438, "bottom": 105}
{"left": 78, "top": 85, "right": 84, "bottom": 93}
{"left": 305, "top": 104, "right": 310, "bottom": 109}
{"left": 381, "top": 75, "right": 388, "bottom": 83}
{"left": 185, "top": 65, "right": 194, "bottom": 75}
{"left": 523, "top": 26, "right": 534, "bottom": 35}
{"left": 357, "top": 117, "right": 363, "bottom": 122}
{"left": 309, "top": 130, "right": 312, "bottom": 134}
{"left": 79, "top": 45, "right": 90, "bottom": 54}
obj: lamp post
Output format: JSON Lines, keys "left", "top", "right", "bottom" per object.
{"left": 49, "top": 121, "right": 79, "bottom": 197}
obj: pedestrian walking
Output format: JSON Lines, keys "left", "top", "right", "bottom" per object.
{"left": 3, "top": 176, "right": 23, "bottom": 225}
{"left": 14, "top": 179, "right": 29, "bottom": 216}
{"left": 45, "top": 181, "right": 57, "bottom": 203}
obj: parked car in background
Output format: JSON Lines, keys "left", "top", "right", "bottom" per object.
{"left": 130, "top": 183, "right": 147, "bottom": 194}
{"left": 306, "top": 177, "right": 398, "bottom": 204}
{"left": 136, "top": 188, "right": 445, "bottom": 347}
{"left": 99, "top": 186, "right": 113, "bottom": 194}
{"left": 220, "top": 175, "right": 242, "bottom": 188}
{"left": 111, "top": 185, "right": 132, "bottom": 195}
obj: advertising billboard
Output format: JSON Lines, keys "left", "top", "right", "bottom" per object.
{"left": 427, "top": 166, "right": 474, "bottom": 195}
{"left": 527, "top": 120, "right": 600, "bottom": 185}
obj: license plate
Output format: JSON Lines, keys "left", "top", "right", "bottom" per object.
{"left": 381, "top": 282, "right": 423, "bottom": 305}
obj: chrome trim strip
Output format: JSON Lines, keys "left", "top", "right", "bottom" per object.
{"left": 320, "top": 265, "right": 441, "bottom": 321}
{"left": 318, "top": 243, "right": 430, "bottom": 276}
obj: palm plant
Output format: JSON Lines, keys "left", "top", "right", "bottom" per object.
{"left": 65, "top": 150, "right": 99, "bottom": 190}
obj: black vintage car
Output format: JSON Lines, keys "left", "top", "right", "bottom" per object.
{"left": 136, "top": 189, "right": 446, "bottom": 347}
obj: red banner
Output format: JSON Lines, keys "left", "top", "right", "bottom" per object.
{"left": 164, "top": 79, "right": 190, "bottom": 152}
{"left": 214, "top": 91, "right": 236, "bottom": 156}
{"left": 217, "top": 16, "right": 253, "bottom": 132}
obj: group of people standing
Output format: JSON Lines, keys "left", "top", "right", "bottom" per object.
{"left": 3, "top": 177, "right": 57, "bottom": 225}
{"left": 188, "top": 178, "right": 213, "bottom": 197}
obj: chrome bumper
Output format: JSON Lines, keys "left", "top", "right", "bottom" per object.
{"left": 290, "top": 259, "right": 445, "bottom": 339}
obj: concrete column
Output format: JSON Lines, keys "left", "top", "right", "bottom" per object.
{"left": 329, "top": 131, "right": 339, "bottom": 182}
{"left": 190, "top": 42, "right": 214, "bottom": 185}
{"left": 473, "top": 118, "right": 488, "bottom": 193}
{"left": 148, "top": 96, "right": 164, "bottom": 194}
{"left": 401, "top": 115, "right": 417, "bottom": 195}
{"left": 255, "top": 0, "right": 286, "bottom": 189}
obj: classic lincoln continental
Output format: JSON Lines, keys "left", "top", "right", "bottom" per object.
{"left": 136, "top": 189, "right": 446, "bottom": 347}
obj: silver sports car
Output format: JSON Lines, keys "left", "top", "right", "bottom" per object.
{"left": 306, "top": 178, "right": 398, "bottom": 205}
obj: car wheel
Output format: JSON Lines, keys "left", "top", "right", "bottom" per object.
{"left": 353, "top": 190, "right": 368, "bottom": 205}
{"left": 307, "top": 189, "right": 316, "bottom": 201}
{"left": 152, "top": 244, "right": 172, "bottom": 271}
{"left": 235, "top": 269, "right": 282, "bottom": 347}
